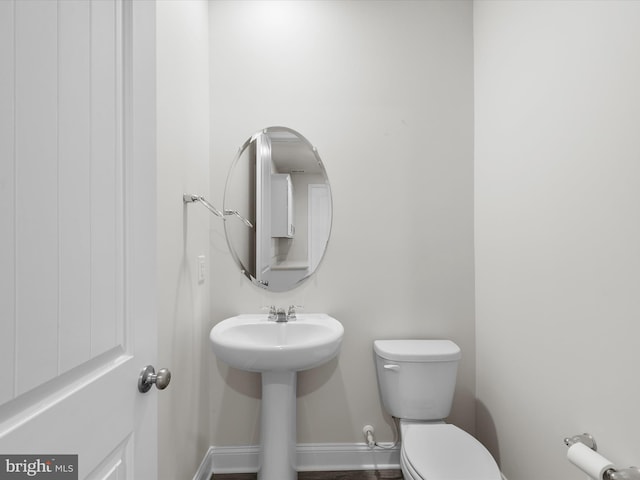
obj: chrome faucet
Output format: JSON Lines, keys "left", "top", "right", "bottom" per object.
{"left": 264, "top": 305, "right": 301, "bottom": 322}
{"left": 275, "top": 307, "right": 287, "bottom": 322}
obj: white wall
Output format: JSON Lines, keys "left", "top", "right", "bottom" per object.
{"left": 474, "top": 2, "right": 640, "bottom": 479}
{"left": 208, "top": 0, "right": 475, "bottom": 448}
{"left": 156, "top": 2, "right": 212, "bottom": 479}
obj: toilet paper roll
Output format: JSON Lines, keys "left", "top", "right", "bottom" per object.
{"left": 567, "top": 442, "right": 615, "bottom": 480}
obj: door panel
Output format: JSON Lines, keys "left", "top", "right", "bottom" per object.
{"left": 0, "top": 1, "right": 156, "bottom": 478}
{"left": 58, "top": 0, "right": 93, "bottom": 375}
{"left": 0, "top": 0, "right": 16, "bottom": 407}
{"left": 14, "top": 0, "right": 59, "bottom": 395}
{"left": 10, "top": 0, "right": 124, "bottom": 399}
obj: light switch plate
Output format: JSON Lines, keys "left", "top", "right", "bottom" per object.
{"left": 197, "top": 255, "right": 206, "bottom": 283}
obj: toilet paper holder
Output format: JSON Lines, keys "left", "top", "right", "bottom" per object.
{"left": 564, "top": 433, "right": 598, "bottom": 451}
{"left": 564, "top": 433, "right": 640, "bottom": 480}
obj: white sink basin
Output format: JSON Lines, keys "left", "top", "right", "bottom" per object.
{"left": 210, "top": 313, "right": 343, "bottom": 372}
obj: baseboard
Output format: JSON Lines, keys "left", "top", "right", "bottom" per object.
{"left": 297, "top": 443, "right": 400, "bottom": 471}
{"left": 192, "top": 443, "right": 400, "bottom": 480}
{"left": 192, "top": 447, "right": 216, "bottom": 480}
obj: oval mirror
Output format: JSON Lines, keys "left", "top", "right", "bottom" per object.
{"left": 223, "top": 127, "right": 332, "bottom": 292}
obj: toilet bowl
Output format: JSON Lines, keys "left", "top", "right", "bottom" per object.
{"left": 374, "top": 340, "right": 501, "bottom": 480}
{"left": 399, "top": 421, "right": 500, "bottom": 480}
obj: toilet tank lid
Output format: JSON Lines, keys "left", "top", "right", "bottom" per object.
{"left": 374, "top": 340, "right": 461, "bottom": 362}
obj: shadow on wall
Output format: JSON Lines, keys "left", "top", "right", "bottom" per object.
{"left": 217, "top": 361, "right": 262, "bottom": 400}
{"left": 215, "top": 360, "right": 262, "bottom": 445}
{"left": 297, "top": 357, "right": 352, "bottom": 444}
{"left": 213, "top": 355, "right": 350, "bottom": 446}
{"left": 298, "top": 356, "right": 340, "bottom": 396}
{"left": 476, "top": 400, "right": 501, "bottom": 468}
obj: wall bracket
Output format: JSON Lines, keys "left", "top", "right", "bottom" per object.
{"left": 183, "top": 194, "right": 253, "bottom": 228}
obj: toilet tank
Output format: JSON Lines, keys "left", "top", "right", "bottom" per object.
{"left": 374, "top": 340, "right": 461, "bottom": 420}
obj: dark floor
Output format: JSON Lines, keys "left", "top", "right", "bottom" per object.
{"left": 212, "top": 470, "right": 403, "bottom": 480}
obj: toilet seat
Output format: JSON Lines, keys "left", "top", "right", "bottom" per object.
{"left": 401, "top": 423, "right": 501, "bottom": 480}
{"left": 401, "top": 445, "right": 422, "bottom": 480}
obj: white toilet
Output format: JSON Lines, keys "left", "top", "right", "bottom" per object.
{"left": 374, "top": 339, "right": 501, "bottom": 480}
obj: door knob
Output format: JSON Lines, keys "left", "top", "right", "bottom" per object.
{"left": 138, "top": 365, "right": 172, "bottom": 393}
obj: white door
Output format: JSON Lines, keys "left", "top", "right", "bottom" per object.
{"left": 0, "top": 1, "right": 158, "bottom": 479}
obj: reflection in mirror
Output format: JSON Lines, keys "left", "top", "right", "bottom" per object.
{"left": 224, "top": 127, "right": 332, "bottom": 292}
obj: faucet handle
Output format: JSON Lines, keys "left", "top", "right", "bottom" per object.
{"left": 287, "top": 305, "right": 303, "bottom": 320}
{"left": 261, "top": 305, "right": 277, "bottom": 320}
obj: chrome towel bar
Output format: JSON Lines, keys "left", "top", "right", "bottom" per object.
{"left": 183, "top": 194, "right": 253, "bottom": 228}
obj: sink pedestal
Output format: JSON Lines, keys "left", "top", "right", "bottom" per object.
{"left": 259, "top": 371, "right": 297, "bottom": 480}
{"left": 210, "top": 314, "right": 344, "bottom": 480}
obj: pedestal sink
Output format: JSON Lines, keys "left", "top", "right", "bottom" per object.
{"left": 210, "top": 314, "right": 343, "bottom": 480}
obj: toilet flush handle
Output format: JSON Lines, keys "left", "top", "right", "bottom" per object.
{"left": 384, "top": 364, "right": 400, "bottom": 371}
